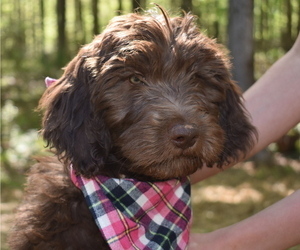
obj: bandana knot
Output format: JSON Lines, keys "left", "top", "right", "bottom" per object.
{"left": 70, "top": 168, "right": 191, "bottom": 250}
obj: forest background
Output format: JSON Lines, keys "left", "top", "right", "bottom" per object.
{"left": 1, "top": 0, "right": 300, "bottom": 249}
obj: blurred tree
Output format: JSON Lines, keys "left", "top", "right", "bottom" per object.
{"left": 132, "top": 0, "right": 141, "bottom": 11}
{"left": 56, "top": 0, "right": 67, "bottom": 65}
{"left": 228, "top": 0, "right": 254, "bottom": 91}
{"left": 92, "top": 0, "right": 100, "bottom": 35}
{"left": 181, "top": 0, "right": 193, "bottom": 12}
{"left": 117, "top": 0, "right": 124, "bottom": 14}
{"left": 298, "top": 0, "right": 300, "bottom": 32}
{"left": 281, "top": 0, "right": 294, "bottom": 51}
{"left": 14, "top": 0, "right": 26, "bottom": 70}
{"left": 39, "top": 0, "right": 45, "bottom": 60}
{"left": 74, "top": 0, "right": 86, "bottom": 46}
{"left": 258, "top": 0, "right": 268, "bottom": 50}
{"left": 212, "top": 0, "right": 221, "bottom": 40}
{"left": 131, "top": 0, "right": 147, "bottom": 11}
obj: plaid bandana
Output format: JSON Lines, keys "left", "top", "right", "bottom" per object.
{"left": 70, "top": 168, "right": 191, "bottom": 250}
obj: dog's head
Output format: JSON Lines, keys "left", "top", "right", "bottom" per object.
{"left": 39, "top": 7, "right": 256, "bottom": 181}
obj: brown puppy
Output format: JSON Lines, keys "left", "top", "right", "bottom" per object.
{"left": 8, "top": 7, "right": 256, "bottom": 250}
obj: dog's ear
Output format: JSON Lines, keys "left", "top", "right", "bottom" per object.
{"left": 196, "top": 41, "right": 257, "bottom": 167}
{"left": 217, "top": 76, "right": 257, "bottom": 166}
{"left": 39, "top": 55, "right": 112, "bottom": 178}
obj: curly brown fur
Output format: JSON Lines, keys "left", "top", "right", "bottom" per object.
{"left": 8, "top": 7, "right": 256, "bottom": 249}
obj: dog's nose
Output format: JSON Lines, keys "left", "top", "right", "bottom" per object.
{"left": 170, "top": 124, "right": 198, "bottom": 149}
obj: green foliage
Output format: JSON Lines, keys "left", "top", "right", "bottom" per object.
{"left": 2, "top": 0, "right": 299, "bottom": 78}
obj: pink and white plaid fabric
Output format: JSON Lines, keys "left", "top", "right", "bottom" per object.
{"left": 70, "top": 168, "right": 191, "bottom": 250}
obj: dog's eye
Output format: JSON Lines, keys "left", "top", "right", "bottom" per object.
{"left": 129, "top": 76, "right": 146, "bottom": 85}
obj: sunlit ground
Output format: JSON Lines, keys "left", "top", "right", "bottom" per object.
{"left": 1, "top": 154, "right": 300, "bottom": 249}
{"left": 191, "top": 155, "right": 300, "bottom": 249}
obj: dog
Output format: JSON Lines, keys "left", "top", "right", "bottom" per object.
{"left": 8, "top": 6, "right": 256, "bottom": 250}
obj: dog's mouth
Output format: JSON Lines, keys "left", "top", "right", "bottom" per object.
{"left": 119, "top": 154, "right": 203, "bottom": 181}
{"left": 114, "top": 133, "right": 224, "bottom": 181}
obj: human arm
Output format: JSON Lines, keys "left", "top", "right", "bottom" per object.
{"left": 190, "top": 33, "right": 300, "bottom": 184}
{"left": 189, "top": 34, "right": 300, "bottom": 249}
{"left": 189, "top": 190, "right": 300, "bottom": 250}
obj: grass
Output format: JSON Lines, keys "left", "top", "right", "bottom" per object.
{"left": 1, "top": 154, "right": 300, "bottom": 249}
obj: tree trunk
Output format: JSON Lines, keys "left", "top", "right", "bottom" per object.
{"left": 56, "top": 0, "right": 67, "bottom": 65}
{"left": 181, "top": 0, "right": 193, "bottom": 12}
{"left": 298, "top": 1, "right": 300, "bottom": 34}
{"left": 74, "top": 0, "right": 86, "bottom": 46}
{"left": 258, "top": 0, "right": 269, "bottom": 50}
{"left": 39, "top": 0, "right": 45, "bottom": 60}
{"left": 132, "top": 0, "right": 141, "bottom": 11}
{"left": 117, "top": 0, "right": 123, "bottom": 14}
{"left": 228, "top": 0, "right": 254, "bottom": 91}
{"left": 213, "top": 0, "right": 220, "bottom": 39}
{"left": 281, "top": 0, "right": 293, "bottom": 51}
{"left": 92, "top": 0, "right": 100, "bottom": 35}
{"left": 14, "top": 0, "right": 26, "bottom": 69}
{"left": 32, "top": 4, "right": 37, "bottom": 56}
